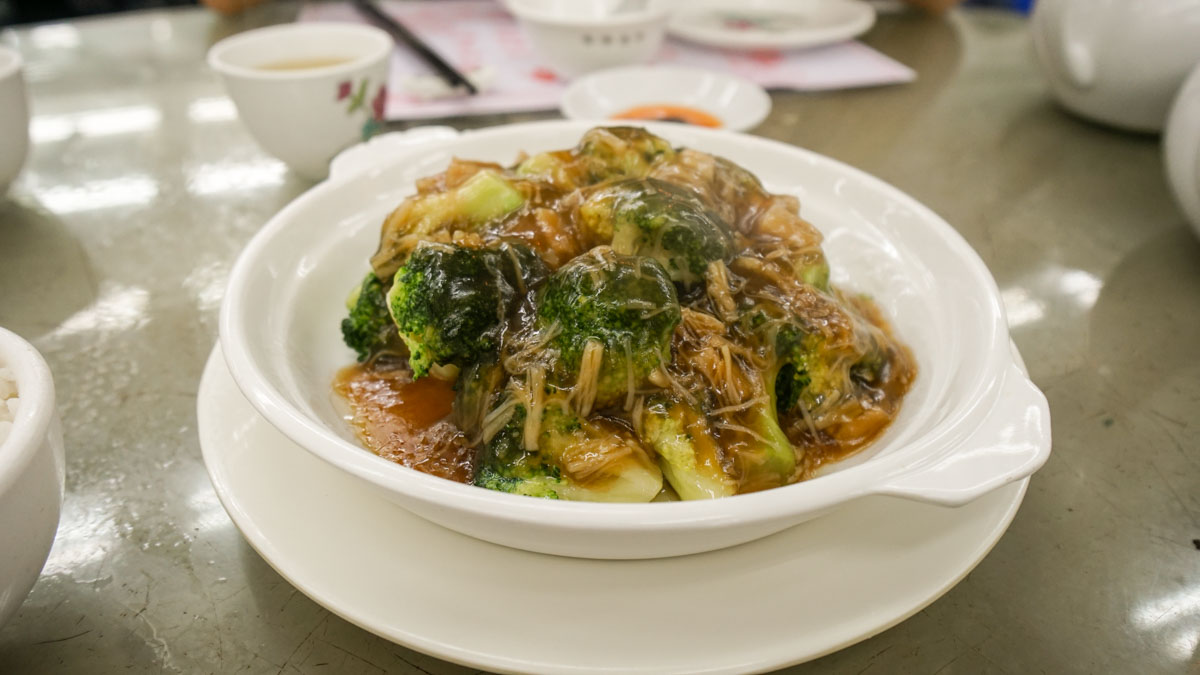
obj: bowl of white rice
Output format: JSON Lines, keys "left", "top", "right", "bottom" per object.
{"left": 0, "top": 326, "right": 64, "bottom": 630}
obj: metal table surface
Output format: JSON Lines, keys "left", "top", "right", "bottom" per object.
{"left": 1, "top": 4, "right": 1198, "bottom": 674}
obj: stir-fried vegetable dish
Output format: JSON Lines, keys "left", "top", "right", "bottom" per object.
{"left": 334, "top": 126, "right": 915, "bottom": 501}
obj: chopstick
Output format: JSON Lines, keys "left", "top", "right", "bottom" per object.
{"left": 349, "top": 0, "right": 478, "bottom": 95}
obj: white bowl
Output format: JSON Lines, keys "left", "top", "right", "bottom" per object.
{"left": 219, "top": 121, "right": 1051, "bottom": 560}
{"left": 0, "top": 327, "right": 64, "bottom": 629}
{"left": 1165, "top": 62, "right": 1200, "bottom": 236}
{"left": 503, "top": 0, "right": 669, "bottom": 78}
{"left": 560, "top": 65, "right": 771, "bottom": 131}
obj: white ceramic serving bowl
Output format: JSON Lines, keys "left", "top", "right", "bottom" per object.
{"left": 503, "top": 0, "right": 669, "bottom": 78}
{"left": 207, "top": 23, "right": 393, "bottom": 180}
{"left": 1031, "top": 0, "right": 1200, "bottom": 133}
{"left": 219, "top": 120, "right": 1051, "bottom": 560}
{"left": 0, "top": 45, "right": 30, "bottom": 193}
{"left": 560, "top": 65, "right": 771, "bottom": 131}
{"left": 1165, "top": 62, "right": 1200, "bottom": 236}
{"left": 0, "top": 327, "right": 64, "bottom": 629}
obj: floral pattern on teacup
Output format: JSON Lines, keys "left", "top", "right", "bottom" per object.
{"left": 338, "top": 78, "right": 388, "bottom": 141}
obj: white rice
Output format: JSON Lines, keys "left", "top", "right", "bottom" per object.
{"left": 0, "top": 365, "right": 17, "bottom": 447}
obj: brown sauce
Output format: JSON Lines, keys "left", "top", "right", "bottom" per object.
{"left": 333, "top": 364, "right": 474, "bottom": 483}
{"left": 793, "top": 351, "right": 916, "bottom": 475}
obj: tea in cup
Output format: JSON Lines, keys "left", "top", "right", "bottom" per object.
{"left": 208, "top": 23, "right": 393, "bottom": 180}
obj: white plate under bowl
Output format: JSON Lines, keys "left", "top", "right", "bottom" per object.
{"left": 668, "top": 0, "right": 876, "bottom": 51}
{"left": 560, "top": 65, "right": 772, "bottom": 131}
{"left": 219, "top": 120, "right": 1050, "bottom": 559}
{"left": 198, "top": 344, "right": 1029, "bottom": 675}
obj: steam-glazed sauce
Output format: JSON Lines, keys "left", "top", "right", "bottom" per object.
{"left": 333, "top": 364, "right": 474, "bottom": 483}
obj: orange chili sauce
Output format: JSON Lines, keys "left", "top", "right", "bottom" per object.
{"left": 611, "top": 104, "right": 723, "bottom": 128}
{"left": 333, "top": 364, "right": 474, "bottom": 483}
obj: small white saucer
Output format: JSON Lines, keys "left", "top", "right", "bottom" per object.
{"left": 668, "top": 0, "right": 877, "bottom": 51}
{"left": 560, "top": 65, "right": 772, "bottom": 131}
{"left": 198, "top": 345, "right": 1028, "bottom": 674}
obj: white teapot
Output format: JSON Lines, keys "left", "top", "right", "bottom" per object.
{"left": 1031, "top": 0, "right": 1200, "bottom": 133}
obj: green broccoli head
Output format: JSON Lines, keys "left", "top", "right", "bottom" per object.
{"left": 772, "top": 323, "right": 822, "bottom": 414}
{"left": 474, "top": 396, "right": 662, "bottom": 502}
{"left": 640, "top": 397, "right": 737, "bottom": 500}
{"left": 387, "top": 241, "right": 547, "bottom": 379}
{"left": 577, "top": 178, "right": 734, "bottom": 286}
{"left": 536, "top": 248, "right": 681, "bottom": 411}
{"left": 371, "top": 169, "right": 528, "bottom": 279}
{"left": 734, "top": 387, "right": 799, "bottom": 486}
{"left": 473, "top": 404, "right": 565, "bottom": 499}
{"left": 341, "top": 272, "right": 397, "bottom": 362}
{"left": 576, "top": 126, "right": 676, "bottom": 182}
{"left": 739, "top": 306, "right": 837, "bottom": 418}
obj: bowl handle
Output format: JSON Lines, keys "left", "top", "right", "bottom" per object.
{"left": 328, "top": 127, "right": 461, "bottom": 184}
{"left": 871, "top": 357, "right": 1052, "bottom": 507}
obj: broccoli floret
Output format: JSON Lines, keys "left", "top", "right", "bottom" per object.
{"left": 640, "top": 389, "right": 796, "bottom": 495}
{"left": 540, "top": 403, "right": 663, "bottom": 501}
{"left": 474, "top": 397, "right": 663, "bottom": 501}
{"left": 474, "top": 404, "right": 565, "bottom": 498}
{"left": 536, "top": 247, "right": 681, "bottom": 411}
{"left": 640, "top": 398, "right": 737, "bottom": 500}
{"left": 736, "top": 390, "right": 799, "bottom": 484}
{"left": 340, "top": 272, "right": 397, "bottom": 362}
{"left": 514, "top": 150, "right": 583, "bottom": 191}
{"left": 772, "top": 321, "right": 849, "bottom": 418}
{"left": 772, "top": 323, "right": 820, "bottom": 415}
{"left": 387, "top": 241, "right": 547, "bottom": 379}
{"left": 658, "top": 309, "right": 797, "bottom": 488}
{"left": 406, "top": 169, "right": 526, "bottom": 235}
{"left": 512, "top": 127, "right": 674, "bottom": 191}
{"left": 577, "top": 179, "right": 734, "bottom": 286}
{"left": 739, "top": 306, "right": 838, "bottom": 418}
{"left": 576, "top": 126, "right": 675, "bottom": 182}
{"left": 372, "top": 170, "right": 527, "bottom": 278}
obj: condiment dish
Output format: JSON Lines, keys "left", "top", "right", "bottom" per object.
{"left": 560, "top": 65, "right": 771, "bottom": 131}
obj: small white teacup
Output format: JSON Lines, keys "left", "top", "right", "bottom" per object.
{"left": 0, "top": 45, "right": 30, "bottom": 193}
{"left": 208, "top": 23, "right": 393, "bottom": 181}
